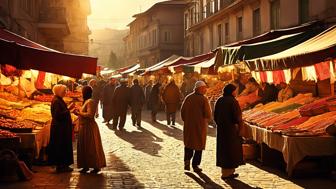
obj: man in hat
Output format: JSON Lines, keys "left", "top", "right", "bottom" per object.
{"left": 181, "top": 81, "right": 212, "bottom": 172}
{"left": 112, "top": 78, "right": 130, "bottom": 130}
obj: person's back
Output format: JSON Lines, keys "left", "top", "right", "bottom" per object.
{"left": 113, "top": 84, "right": 130, "bottom": 110}
{"left": 130, "top": 84, "right": 145, "bottom": 108}
{"left": 163, "top": 82, "right": 181, "bottom": 104}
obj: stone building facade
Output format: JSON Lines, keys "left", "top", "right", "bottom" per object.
{"left": 0, "top": 0, "right": 90, "bottom": 55}
{"left": 124, "top": 0, "right": 187, "bottom": 68}
{"left": 184, "top": 0, "right": 336, "bottom": 56}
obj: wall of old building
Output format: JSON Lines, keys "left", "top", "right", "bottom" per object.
{"left": 185, "top": 0, "right": 336, "bottom": 57}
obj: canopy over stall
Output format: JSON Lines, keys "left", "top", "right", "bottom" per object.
{"left": 142, "top": 55, "right": 182, "bottom": 75}
{"left": 215, "top": 26, "right": 323, "bottom": 69}
{"left": 120, "top": 64, "right": 140, "bottom": 75}
{"left": 172, "top": 52, "right": 216, "bottom": 74}
{"left": 246, "top": 25, "right": 336, "bottom": 71}
{"left": 0, "top": 28, "right": 97, "bottom": 78}
{"left": 225, "top": 21, "right": 322, "bottom": 47}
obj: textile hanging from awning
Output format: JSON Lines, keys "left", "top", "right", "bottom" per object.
{"left": 0, "top": 28, "right": 97, "bottom": 78}
{"left": 214, "top": 27, "right": 322, "bottom": 70}
{"left": 120, "top": 64, "right": 140, "bottom": 75}
{"left": 246, "top": 25, "right": 336, "bottom": 71}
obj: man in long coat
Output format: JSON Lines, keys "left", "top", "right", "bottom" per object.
{"left": 162, "top": 80, "right": 181, "bottom": 125}
{"left": 181, "top": 81, "right": 212, "bottom": 172}
{"left": 145, "top": 80, "right": 153, "bottom": 110}
{"left": 214, "top": 84, "right": 244, "bottom": 179}
{"left": 130, "top": 79, "right": 145, "bottom": 127}
{"left": 102, "top": 78, "right": 116, "bottom": 124}
{"left": 149, "top": 81, "right": 161, "bottom": 122}
{"left": 112, "top": 79, "right": 130, "bottom": 130}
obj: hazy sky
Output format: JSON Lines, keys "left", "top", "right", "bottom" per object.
{"left": 88, "top": 0, "right": 167, "bottom": 30}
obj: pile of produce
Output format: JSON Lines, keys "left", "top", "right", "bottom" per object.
{"left": 0, "top": 129, "right": 17, "bottom": 138}
{"left": 206, "top": 82, "right": 226, "bottom": 102}
{"left": 243, "top": 93, "right": 336, "bottom": 136}
{"left": 34, "top": 94, "right": 53, "bottom": 102}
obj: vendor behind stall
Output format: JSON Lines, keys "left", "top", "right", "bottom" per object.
{"left": 239, "top": 77, "right": 259, "bottom": 96}
{"left": 232, "top": 78, "right": 245, "bottom": 96}
{"left": 278, "top": 82, "right": 294, "bottom": 102}
{"left": 249, "top": 82, "right": 278, "bottom": 108}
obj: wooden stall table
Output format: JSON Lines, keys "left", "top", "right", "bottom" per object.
{"left": 247, "top": 123, "right": 336, "bottom": 176}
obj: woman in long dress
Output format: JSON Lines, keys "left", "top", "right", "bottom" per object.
{"left": 75, "top": 86, "right": 106, "bottom": 173}
{"left": 48, "top": 84, "right": 74, "bottom": 173}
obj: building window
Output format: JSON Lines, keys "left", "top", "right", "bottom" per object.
{"left": 270, "top": 0, "right": 280, "bottom": 29}
{"left": 236, "top": 16, "right": 243, "bottom": 41}
{"left": 217, "top": 24, "right": 222, "bottom": 46}
{"left": 224, "top": 22, "right": 229, "bottom": 44}
{"left": 253, "top": 8, "right": 261, "bottom": 36}
{"left": 164, "top": 31, "right": 172, "bottom": 42}
{"left": 299, "top": 0, "right": 309, "bottom": 24}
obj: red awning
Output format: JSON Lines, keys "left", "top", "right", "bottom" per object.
{"left": 0, "top": 28, "right": 97, "bottom": 78}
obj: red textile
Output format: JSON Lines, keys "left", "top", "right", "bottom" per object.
{"left": 35, "top": 71, "right": 46, "bottom": 89}
{"left": 314, "top": 61, "right": 330, "bottom": 80}
{"left": 272, "top": 70, "right": 286, "bottom": 84}
{"left": 259, "top": 71, "right": 267, "bottom": 82}
{"left": 271, "top": 116, "right": 310, "bottom": 131}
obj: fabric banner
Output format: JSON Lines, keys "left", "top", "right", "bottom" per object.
{"left": 272, "top": 70, "right": 286, "bottom": 84}
{"left": 259, "top": 71, "right": 267, "bottom": 82}
{"left": 314, "top": 61, "right": 330, "bottom": 80}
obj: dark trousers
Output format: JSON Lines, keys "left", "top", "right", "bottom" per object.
{"left": 131, "top": 108, "right": 142, "bottom": 126}
{"left": 184, "top": 147, "right": 202, "bottom": 166}
{"left": 166, "top": 112, "right": 176, "bottom": 125}
{"left": 112, "top": 112, "right": 127, "bottom": 129}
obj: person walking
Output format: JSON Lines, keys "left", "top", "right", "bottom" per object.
{"left": 102, "top": 78, "right": 117, "bottom": 124}
{"left": 130, "top": 79, "right": 145, "bottom": 127}
{"left": 162, "top": 80, "right": 181, "bottom": 126}
{"left": 149, "top": 81, "right": 161, "bottom": 122}
{"left": 214, "top": 84, "right": 244, "bottom": 179}
{"left": 145, "top": 80, "right": 153, "bottom": 110}
{"left": 74, "top": 86, "right": 106, "bottom": 174}
{"left": 48, "top": 84, "right": 75, "bottom": 173}
{"left": 181, "top": 81, "right": 212, "bottom": 172}
{"left": 112, "top": 79, "right": 130, "bottom": 130}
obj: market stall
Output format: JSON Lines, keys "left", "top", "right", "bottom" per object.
{"left": 0, "top": 28, "right": 96, "bottom": 173}
{"left": 235, "top": 25, "right": 336, "bottom": 176}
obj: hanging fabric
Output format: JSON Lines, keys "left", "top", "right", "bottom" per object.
{"left": 302, "top": 65, "right": 317, "bottom": 82}
{"left": 251, "top": 71, "right": 261, "bottom": 83}
{"left": 314, "top": 61, "right": 330, "bottom": 81}
{"left": 272, "top": 70, "right": 286, "bottom": 84}
{"left": 259, "top": 71, "right": 267, "bottom": 82}
{"left": 284, "top": 69, "right": 292, "bottom": 84}
{"left": 266, "top": 71, "right": 273, "bottom": 83}
{"left": 292, "top": 68, "right": 301, "bottom": 79}
{"left": 330, "top": 60, "right": 335, "bottom": 84}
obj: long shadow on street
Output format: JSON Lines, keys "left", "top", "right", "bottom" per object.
{"left": 110, "top": 125, "right": 163, "bottom": 157}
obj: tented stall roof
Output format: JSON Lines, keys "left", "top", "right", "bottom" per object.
{"left": 0, "top": 28, "right": 97, "bottom": 78}
{"left": 214, "top": 27, "right": 323, "bottom": 69}
{"left": 225, "top": 21, "right": 322, "bottom": 47}
{"left": 245, "top": 25, "right": 336, "bottom": 71}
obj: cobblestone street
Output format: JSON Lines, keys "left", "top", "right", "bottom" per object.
{"left": 0, "top": 109, "right": 335, "bottom": 189}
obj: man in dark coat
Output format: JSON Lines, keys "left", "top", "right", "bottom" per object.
{"left": 48, "top": 84, "right": 74, "bottom": 173}
{"left": 214, "top": 84, "right": 244, "bottom": 179}
{"left": 112, "top": 79, "right": 130, "bottom": 130}
{"left": 102, "top": 78, "right": 117, "bottom": 124}
{"left": 181, "top": 81, "right": 212, "bottom": 172}
{"left": 144, "top": 80, "right": 153, "bottom": 110}
{"left": 149, "top": 81, "right": 161, "bottom": 122}
{"left": 162, "top": 80, "right": 181, "bottom": 125}
{"left": 130, "top": 79, "right": 145, "bottom": 127}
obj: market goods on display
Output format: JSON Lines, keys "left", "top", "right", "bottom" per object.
{"left": 0, "top": 129, "right": 17, "bottom": 138}
{"left": 206, "top": 82, "right": 226, "bottom": 102}
{"left": 242, "top": 93, "right": 336, "bottom": 136}
{"left": 66, "top": 91, "right": 82, "bottom": 98}
{"left": 34, "top": 94, "right": 53, "bottom": 102}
